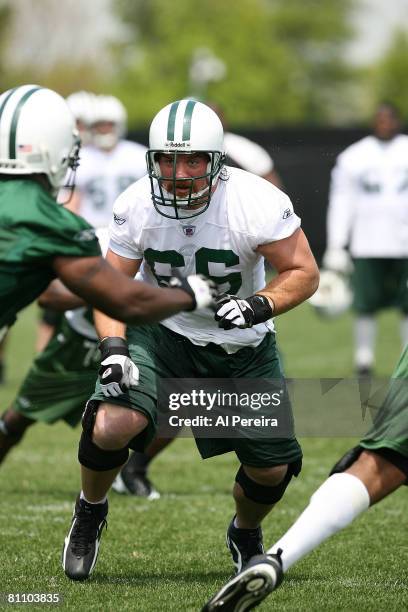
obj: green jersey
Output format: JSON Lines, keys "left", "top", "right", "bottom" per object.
{"left": 0, "top": 178, "right": 101, "bottom": 330}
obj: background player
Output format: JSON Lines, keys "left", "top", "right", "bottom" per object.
{"left": 323, "top": 102, "right": 408, "bottom": 376}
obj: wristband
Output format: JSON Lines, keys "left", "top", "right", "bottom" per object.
{"left": 247, "top": 294, "right": 274, "bottom": 324}
{"left": 99, "top": 336, "right": 129, "bottom": 361}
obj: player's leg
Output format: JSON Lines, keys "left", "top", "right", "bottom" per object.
{"left": 202, "top": 344, "right": 408, "bottom": 611}
{"left": 62, "top": 323, "right": 174, "bottom": 581}
{"left": 62, "top": 398, "right": 150, "bottom": 581}
{"left": 0, "top": 317, "right": 101, "bottom": 466}
{"left": 0, "top": 408, "right": 34, "bottom": 463}
{"left": 202, "top": 450, "right": 406, "bottom": 612}
{"left": 113, "top": 432, "right": 180, "bottom": 499}
{"left": 227, "top": 460, "right": 300, "bottom": 573}
{"left": 352, "top": 258, "right": 384, "bottom": 376}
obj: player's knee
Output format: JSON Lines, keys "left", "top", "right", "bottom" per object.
{"left": 78, "top": 429, "right": 129, "bottom": 472}
{"left": 92, "top": 402, "right": 148, "bottom": 450}
{"left": 329, "top": 445, "right": 363, "bottom": 476}
{"left": 235, "top": 459, "right": 302, "bottom": 504}
{"left": 0, "top": 409, "right": 34, "bottom": 442}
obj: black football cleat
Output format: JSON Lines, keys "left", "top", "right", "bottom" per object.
{"left": 62, "top": 496, "right": 108, "bottom": 581}
{"left": 202, "top": 552, "right": 283, "bottom": 612}
{"left": 112, "top": 454, "right": 160, "bottom": 500}
{"left": 226, "top": 517, "right": 264, "bottom": 573}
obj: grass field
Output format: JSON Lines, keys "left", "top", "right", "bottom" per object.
{"left": 0, "top": 304, "right": 407, "bottom": 611}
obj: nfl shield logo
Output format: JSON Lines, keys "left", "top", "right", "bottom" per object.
{"left": 182, "top": 225, "right": 196, "bottom": 236}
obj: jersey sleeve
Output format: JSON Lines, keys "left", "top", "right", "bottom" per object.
{"left": 248, "top": 189, "right": 301, "bottom": 248}
{"left": 108, "top": 186, "right": 143, "bottom": 259}
{"left": 23, "top": 203, "right": 101, "bottom": 260}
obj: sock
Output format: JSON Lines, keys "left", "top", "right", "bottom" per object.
{"left": 268, "top": 473, "right": 370, "bottom": 572}
{"left": 126, "top": 451, "right": 150, "bottom": 473}
{"left": 80, "top": 490, "right": 107, "bottom": 505}
{"left": 400, "top": 316, "right": 408, "bottom": 348}
{"left": 354, "top": 316, "right": 376, "bottom": 369}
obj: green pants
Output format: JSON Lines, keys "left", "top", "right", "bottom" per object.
{"left": 90, "top": 323, "right": 302, "bottom": 468}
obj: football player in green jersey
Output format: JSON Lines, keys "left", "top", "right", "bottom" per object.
{"left": 0, "top": 85, "right": 218, "bottom": 337}
{"left": 203, "top": 346, "right": 408, "bottom": 611}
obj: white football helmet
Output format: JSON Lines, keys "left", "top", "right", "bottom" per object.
{"left": 147, "top": 99, "right": 225, "bottom": 219}
{"left": 0, "top": 85, "right": 80, "bottom": 191}
{"left": 309, "top": 269, "right": 352, "bottom": 318}
{"left": 66, "top": 90, "right": 98, "bottom": 146}
{"left": 91, "top": 95, "right": 127, "bottom": 150}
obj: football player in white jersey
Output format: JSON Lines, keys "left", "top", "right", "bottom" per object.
{"left": 61, "top": 99, "right": 319, "bottom": 582}
{"left": 70, "top": 94, "right": 148, "bottom": 228}
{"left": 323, "top": 103, "right": 408, "bottom": 376}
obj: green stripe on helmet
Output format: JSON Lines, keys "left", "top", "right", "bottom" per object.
{"left": 182, "top": 99, "right": 196, "bottom": 141}
{"left": 9, "top": 86, "right": 41, "bottom": 158}
{"left": 0, "top": 87, "right": 17, "bottom": 157}
{"left": 0, "top": 87, "right": 17, "bottom": 124}
{"left": 167, "top": 101, "right": 180, "bottom": 141}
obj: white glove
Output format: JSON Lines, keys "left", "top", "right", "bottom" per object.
{"left": 322, "top": 248, "right": 352, "bottom": 275}
{"left": 98, "top": 337, "right": 139, "bottom": 397}
{"left": 167, "top": 271, "right": 219, "bottom": 310}
{"left": 214, "top": 294, "right": 273, "bottom": 330}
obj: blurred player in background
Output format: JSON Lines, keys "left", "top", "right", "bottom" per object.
{"left": 209, "top": 102, "right": 282, "bottom": 188}
{"left": 70, "top": 94, "right": 147, "bottom": 228}
{"left": 35, "top": 91, "right": 99, "bottom": 353}
{"left": 323, "top": 103, "right": 408, "bottom": 376}
{"left": 203, "top": 344, "right": 408, "bottom": 611}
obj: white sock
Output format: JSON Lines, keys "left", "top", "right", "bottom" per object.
{"left": 268, "top": 473, "right": 370, "bottom": 572}
{"left": 400, "top": 316, "right": 408, "bottom": 348}
{"left": 354, "top": 316, "right": 376, "bottom": 369}
{"left": 80, "top": 490, "right": 107, "bottom": 505}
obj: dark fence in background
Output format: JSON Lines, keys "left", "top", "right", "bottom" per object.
{"left": 129, "top": 128, "right": 370, "bottom": 262}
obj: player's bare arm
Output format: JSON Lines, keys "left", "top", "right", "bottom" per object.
{"left": 93, "top": 249, "right": 142, "bottom": 341}
{"left": 38, "top": 279, "right": 85, "bottom": 311}
{"left": 52, "top": 255, "right": 194, "bottom": 324}
{"left": 257, "top": 227, "right": 319, "bottom": 315}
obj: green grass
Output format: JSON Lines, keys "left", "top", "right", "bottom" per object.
{"left": 0, "top": 304, "right": 407, "bottom": 611}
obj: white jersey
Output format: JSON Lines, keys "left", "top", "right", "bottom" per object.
{"left": 224, "top": 132, "right": 274, "bottom": 176}
{"left": 75, "top": 140, "right": 147, "bottom": 228}
{"left": 108, "top": 167, "right": 300, "bottom": 353}
{"left": 327, "top": 134, "right": 408, "bottom": 257}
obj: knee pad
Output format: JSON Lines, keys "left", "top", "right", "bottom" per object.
{"left": 329, "top": 446, "right": 363, "bottom": 476}
{"left": 78, "top": 430, "right": 129, "bottom": 471}
{"left": 79, "top": 400, "right": 129, "bottom": 471}
{"left": 235, "top": 459, "right": 302, "bottom": 505}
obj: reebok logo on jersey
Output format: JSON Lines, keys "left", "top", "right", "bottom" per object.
{"left": 114, "top": 213, "right": 126, "bottom": 225}
{"left": 282, "top": 208, "right": 292, "bottom": 219}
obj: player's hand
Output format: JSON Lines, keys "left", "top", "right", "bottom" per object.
{"left": 322, "top": 248, "right": 352, "bottom": 275}
{"left": 214, "top": 294, "right": 273, "bottom": 330}
{"left": 98, "top": 337, "right": 139, "bottom": 397}
{"left": 167, "top": 270, "right": 219, "bottom": 310}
